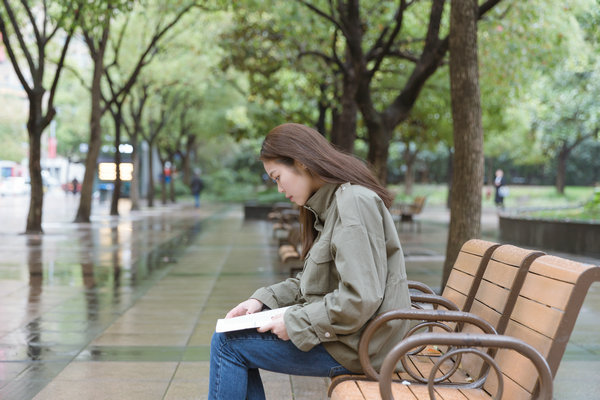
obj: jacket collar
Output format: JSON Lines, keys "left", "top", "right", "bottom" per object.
{"left": 304, "top": 183, "right": 339, "bottom": 227}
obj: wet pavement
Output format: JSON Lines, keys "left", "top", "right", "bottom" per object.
{"left": 0, "top": 190, "right": 598, "bottom": 399}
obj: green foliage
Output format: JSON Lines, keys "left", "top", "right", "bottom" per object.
{"left": 3, "top": 0, "right": 600, "bottom": 203}
{"left": 525, "top": 189, "right": 600, "bottom": 221}
{"left": 54, "top": 72, "right": 91, "bottom": 160}
{"left": 478, "top": 1, "right": 590, "bottom": 158}
{"left": 0, "top": 124, "right": 27, "bottom": 161}
{"left": 219, "top": 0, "right": 339, "bottom": 138}
{"left": 0, "top": 94, "right": 27, "bottom": 161}
{"left": 193, "top": 137, "right": 266, "bottom": 201}
{"left": 584, "top": 190, "right": 600, "bottom": 214}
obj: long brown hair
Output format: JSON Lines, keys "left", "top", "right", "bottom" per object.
{"left": 260, "top": 123, "right": 392, "bottom": 258}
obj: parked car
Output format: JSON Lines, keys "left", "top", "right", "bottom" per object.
{"left": 0, "top": 176, "right": 31, "bottom": 196}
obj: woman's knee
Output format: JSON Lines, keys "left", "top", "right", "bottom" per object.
{"left": 211, "top": 331, "right": 228, "bottom": 352}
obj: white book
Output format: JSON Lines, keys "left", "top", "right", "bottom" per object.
{"left": 215, "top": 307, "right": 292, "bottom": 333}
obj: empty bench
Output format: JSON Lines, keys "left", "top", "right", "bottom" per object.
{"left": 391, "top": 196, "right": 426, "bottom": 233}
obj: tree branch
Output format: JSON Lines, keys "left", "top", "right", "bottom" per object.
{"left": 20, "top": 0, "right": 42, "bottom": 44}
{"left": 366, "top": 0, "right": 408, "bottom": 80}
{"left": 109, "top": 2, "right": 197, "bottom": 106}
{"left": 298, "top": 49, "right": 338, "bottom": 65}
{"left": 0, "top": 13, "right": 31, "bottom": 93}
{"left": 44, "top": 21, "right": 77, "bottom": 128}
{"left": 2, "top": 0, "right": 36, "bottom": 80}
{"left": 296, "top": 0, "right": 345, "bottom": 34}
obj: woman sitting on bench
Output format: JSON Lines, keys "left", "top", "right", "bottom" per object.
{"left": 208, "top": 123, "right": 412, "bottom": 400}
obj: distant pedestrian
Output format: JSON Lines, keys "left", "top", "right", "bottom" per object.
{"left": 190, "top": 172, "right": 204, "bottom": 208}
{"left": 71, "top": 178, "right": 79, "bottom": 195}
{"left": 494, "top": 169, "right": 507, "bottom": 208}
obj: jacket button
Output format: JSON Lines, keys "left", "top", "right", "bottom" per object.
{"left": 325, "top": 332, "right": 331, "bottom": 338}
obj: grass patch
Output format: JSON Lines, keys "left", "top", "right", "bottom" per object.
{"left": 526, "top": 189, "right": 600, "bottom": 222}
{"left": 389, "top": 184, "right": 597, "bottom": 210}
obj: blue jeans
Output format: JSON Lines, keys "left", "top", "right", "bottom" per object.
{"left": 209, "top": 329, "right": 354, "bottom": 400}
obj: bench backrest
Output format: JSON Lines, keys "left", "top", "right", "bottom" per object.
{"left": 441, "top": 239, "right": 500, "bottom": 312}
{"left": 458, "top": 245, "right": 545, "bottom": 377}
{"left": 412, "top": 196, "right": 426, "bottom": 214}
{"left": 482, "top": 255, "right": 600, "bottom": 399}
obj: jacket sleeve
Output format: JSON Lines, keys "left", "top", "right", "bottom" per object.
{"left": 285, "top": 190, "right": 388, "bottom": 351}
{"left": 251, "top": 276, "right": 303, "bottom": 310}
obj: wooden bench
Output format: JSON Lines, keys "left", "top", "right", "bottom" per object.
{"left": 268, "top": 203, "right": 299, "bottom": 241}
{"left": 391, "top": 196, "right": 426, "bottom": 233}
{"left": 330, "top": 240, "right": 543, "bottom": 396}
{"left": 328, "top": 246, "right": 600, "bottom": 399}
{"left": 278, "top": 228, "right": 300, "bottom": 262}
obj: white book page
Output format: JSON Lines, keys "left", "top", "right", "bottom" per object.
{"left": 215, "top": 307, "right": 292, "bottom": 333}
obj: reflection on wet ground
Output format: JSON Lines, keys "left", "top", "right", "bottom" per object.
{"left": 0, "top": 192, "right": 209, "bottom": 398}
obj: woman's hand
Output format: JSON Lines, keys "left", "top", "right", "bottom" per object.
{"left": 225, "top": 298, "right": 263, "bottom": 319}
{"left": 258, "top": 313, "right": 289, "bottom": 340}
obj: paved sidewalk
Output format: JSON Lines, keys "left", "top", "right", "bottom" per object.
{"left": 0, "top": 194, "right": 598, "bottom": 399}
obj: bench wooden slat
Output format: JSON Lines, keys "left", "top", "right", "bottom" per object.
{"left": 329, "top": 381, "right": 369, "bottom": 400}
{"left": 446, "top": 269, "right": 475, "bottom": 297}
{"left": 338, "top": 380, "right": 498, "bottom": 400}
{"left": 528, "top": 255, "right": 591, "bottom": 283}
{"left": 472, "top": 280, "right": 511, "bottom": 315}
{"left": 518, "top": 272, "right": 573, "bottom": 309}
{"left": 453, "top": 251, "right": 485, "bottom": 276}
{"left": 407, "top": 353, "right": 475, "bottom": 384}
{"left": 511, "top": 296, "right": 563, "bottom": 338}
{"left": 481, "top": 366, "right": 535, "bottom": 400}
{"left": 455, "top": 388, "right": 490, "bottom": 400}
{"left": 503, "top": 322, "right": 552, "bottom": 359}
{"left": 458, "top": 238, "right": 496, "bottom": 256}
{"left": 434, "top": 387, "right": 471, "bottom": 400}
{"left": 480, "top": 259, "right": 519, "bottom": 289}
{"left": 495, "top": 348, "right": 539, "bottom": 392}
{"left": 442, "top": 286, "right": 469, "bottom": 311}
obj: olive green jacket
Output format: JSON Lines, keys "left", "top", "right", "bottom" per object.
{"left": 252, "top": 182, "right": 411, "bottom": 372}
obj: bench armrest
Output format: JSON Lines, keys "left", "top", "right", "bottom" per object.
{"left": 379, "top": 332, "right": 553, "bottom": 400}
{"left": 410, "top": 293, "right": 460, "bottom": 311}
{"left": 359, "top": 309, "right": 496, "bottom": 380}
{"left": 407, "top": 280, "right": 436, "bottom": 295}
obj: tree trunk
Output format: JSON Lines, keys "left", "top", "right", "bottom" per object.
{"left": 147, "top": 143, "right": 155, "bottom": 207}
{"left": 110, "top": 105, "right": 123, "bottom": 216}
{"left": 331, "top": 62, "right": 358, "bottom": 153}
{"left": 25, "top": 97, "right": 44, "bottom": 234}
{"left": 442, "top": 0, "right": 484, "bottom": 290}
{"left": 130, "top": 136, "right": 140, "bottom": 211}
{"left": 555, "top": 143, "right": 568, "bottom": 195}
{"left": 446, "top": 147, "right": 453, "bottom": 209}
{"left": 182, "top": 134, "right": 196, "bottom": 186}
{"left": 367, "top": 123, "right": 392, "bottom": 184}
{"left": 316, "top": 84, "right": 328, "bottom": 136}
{"left": 160, "top": 161, "right": 167, "bottom": 205}
{"left": 403, "top": 143, "right": 418, "bottom": 196}
{"left": 76, "top": 31, "right": 107, "bottom": 223}
{"left": 169, "top": 158, "right": 176, "bottom": 203}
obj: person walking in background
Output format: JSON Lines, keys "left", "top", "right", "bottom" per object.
{"left": 208, "top": 123, "right": 412, "bottom": 400}
{"left": 494, "top": 169, "right": 507, "bottom": 208}
{"left": 71, "top": 178, "right": 79, "bottom": 195}
{"left": 190, "top": 171, "right": 204, "bottom": 208}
